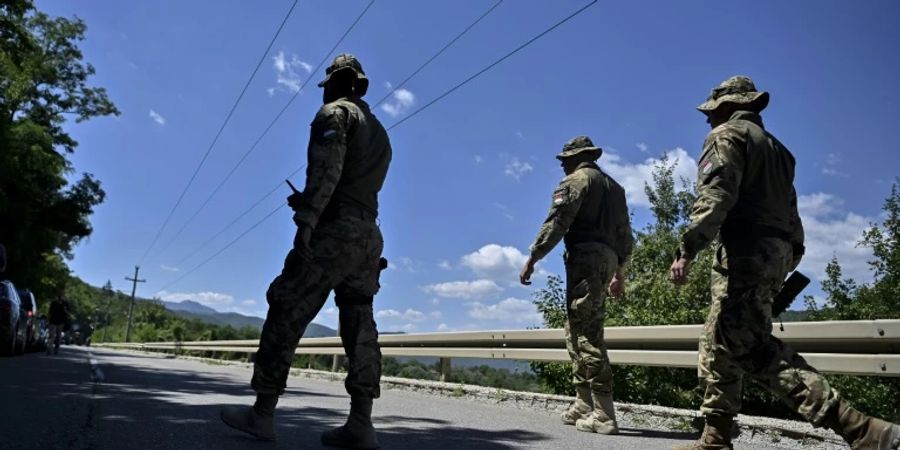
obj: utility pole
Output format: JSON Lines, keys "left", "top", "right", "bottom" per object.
{"left": 124, "top": 266, "right": 146, "bottom": 343}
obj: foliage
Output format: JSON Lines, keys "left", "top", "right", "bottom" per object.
{"left": 803, "top": 179, "right": 900, "bottom": 422}
{"left": 59, "top": 276, "right": 258, "bottom": 344}
{"left": 380, "top": 358, "right": 543, "bottom": 392}
{"left": 0, "top": 0, "right": 118, "bottom": 301}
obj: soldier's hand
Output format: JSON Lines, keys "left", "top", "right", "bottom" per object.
{"left": 287, "top": 192, "right": 304, "bottom": 211}
{"left": 293, "top": 225, "right": 314, "bottom": 262}
{"left": 519, "top": 260, "right": 535, "bottom": 286}
{"left": 608, "top": 276, "right": 625, "bottom": 297}
{"left": 670, "top": 257, "right": 691, "bottom": 285}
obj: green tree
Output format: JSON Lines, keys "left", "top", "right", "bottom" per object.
{"left": 0, "top": 0, "right": 118, "bottom": 300}
{"left": 804, "top": 180, "right": 900, "bottom": 422}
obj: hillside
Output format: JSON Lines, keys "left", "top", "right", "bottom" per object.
{"left": 160, "top": 299, "right": 336, "bottom": 338}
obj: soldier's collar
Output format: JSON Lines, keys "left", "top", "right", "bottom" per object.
{"left": 575, "top": 161, "right": 599, "bottom": 171}
{"left": 729, "top": 110, "right": 765, "bottom": 129}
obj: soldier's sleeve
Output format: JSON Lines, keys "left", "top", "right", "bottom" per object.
{"left": 528, "top": 175, "right": 585, "bottom": 261}
{"left": 679, "top": 133, "right": 745, "bottom": 260}
{"left": 292, "top": 104, "right": 351, "bottom": 229}
{"left": 788, "top": 186, "right": 805, "bottom": 268}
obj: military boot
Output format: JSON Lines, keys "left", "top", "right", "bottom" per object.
{"left": 673, "top": 414, "right": 734, "bottom": 450}
{"left": 220, "top": 394, "right": 277, "bottom": 441}
{"left": 561, "top": 385, "right": 594, "bottom": 425}
{"left": 321, "top": 397, "right": 379, "bottom": 449}
{"left": 824, "top": 400, "right": 900, "bottom": 450}
{"left": 575, "top": 393, "right": 618, "bottom": 435}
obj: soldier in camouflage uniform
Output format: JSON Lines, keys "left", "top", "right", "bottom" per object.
{"left": 520, "top": 136, "right": 633, "bottom": 435}
{"left": 221, "top": 54, "right": 391, "bottom": 450}
{"left": 671, "top": 76, "right": 900, "bottom": 450}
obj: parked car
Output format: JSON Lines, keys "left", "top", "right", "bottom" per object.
{"left": 17, "top": 289, "right": 39, "bottom": 351}
{"left": 34, "top": 315, "right": 49, "bottom": 352}
{"left": 0, "top": 280, "right": 27, "bottom": 356}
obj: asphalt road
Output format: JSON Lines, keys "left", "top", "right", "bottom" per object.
{"left": 0, "top": 346, "right": 787, "bottom": 450}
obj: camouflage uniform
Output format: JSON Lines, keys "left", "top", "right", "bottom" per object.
{"left": 529, "top": 136, "right": 633, "bottom": 432}
{"left": 251, "top": 65, "right": 392, "bottom": 400}
{"left": 676, "top": 76, "right": 900, "bottom": 450}
{"left": 678, "top": 77, "right": 843, "bottom": 425}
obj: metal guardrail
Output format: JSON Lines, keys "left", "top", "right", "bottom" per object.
{"left": 96, "top": 319, "right": 900, "bottom": 378}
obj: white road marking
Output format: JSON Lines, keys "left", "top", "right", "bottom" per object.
{"left": 87, "top": 351, "right": 105, "bottom": 382}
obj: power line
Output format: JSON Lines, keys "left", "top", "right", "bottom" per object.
{"left": 148, "top": 0, "right": 376, "bottom": 262}
{"left": 161, "top": 0, "right": 501, "bottom": 271}
{"left": 372, "top": 0, "right": 503, "bottom": 108}
{"left": 155, "top": 1, "right": 597, "bottom": 290}
{"left": 388, "top": 0, "right": 598, "bottom": 131}
{"left": 158, "top": 203, "right": 286, "bottom": 293}
{"left": 138, "top": 0, "right": 300, "bottom": 264}
{"left": 175, "top": 165, "right": 304, "bottom": 265}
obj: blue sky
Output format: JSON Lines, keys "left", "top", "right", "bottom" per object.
{"left": 40, "top": 0, "right": 900, "bottom": 332}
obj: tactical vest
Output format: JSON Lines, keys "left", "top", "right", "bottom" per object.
{"left": 322, "top": 97, "right": 392, "bottom": 221}
{"left": 563, "top": 164, "right": 630, "bottom": 261}
{"left": 718, "top": 112, "right": 796, "bottom": 245}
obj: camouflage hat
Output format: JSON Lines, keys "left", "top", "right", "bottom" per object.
{"left": 555, "top": 135, "right": 602, "bottom": 161}
{"left": 317, "top": 53, "right": 367, "bottom": 88}
{"left": 697, "top": 76, "right": 769, "bottom": 113}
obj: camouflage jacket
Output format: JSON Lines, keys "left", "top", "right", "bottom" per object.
{"left": 529, "top": 162, "right": 633, "bottom": 264}
{"left": 293, "top": 96, "right": 392, "bottom": 229}
{"left": 680, "top": 110, "right": 804, "bottom": 260}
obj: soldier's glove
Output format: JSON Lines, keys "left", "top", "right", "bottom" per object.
{"left": 287, "top": 192, "right": 304, "bottom": 211}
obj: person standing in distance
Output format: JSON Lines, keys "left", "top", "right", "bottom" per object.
{"left": 221, "top": 54, "right": 392, "bottom": 450}
{"left": 520, "top": 136, "right": 633, "bottom": 436}
{"left": 671, "top": 75, "right": 899, "bottom": 450}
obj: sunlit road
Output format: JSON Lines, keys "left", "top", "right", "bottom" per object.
{"left": 0, "top": 347, "right": 790, "bottom": 449}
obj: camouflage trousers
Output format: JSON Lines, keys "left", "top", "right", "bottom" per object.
{"left": 564, "top": 242, "right": 617, "bottom": 396}
{"left": 252, "top": 216, "right": 384, "bottom": 399}
{"left": 699, "top": 238, "right": 839, "bottom": 425}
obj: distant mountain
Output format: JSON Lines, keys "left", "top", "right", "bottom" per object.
{"left": 161, "top": 300, "right": 336, "bottom": 338}
{"left": 164, "top": 300, "right": 218, "bottom": 316}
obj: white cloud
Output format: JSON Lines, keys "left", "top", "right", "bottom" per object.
{"left": 429, "top": 311, "right": 442, "bottom": 320}
{"left": 437, "top": 323, "right": 450, "bottom": 331}
{"left": 271, "top": 50, "right": 311, "bottom": 94}
{"left": 602, "top": 147, "right": 697, "bottom": 207}
{"left": 467, "top": 298, "right": 542, "bottom": 326}
{"left": 156, "top": 290, "right": 234, "bottom": 307}
{"left": 796, "top": 193, "right": 873, "bottom": 282}
{"left": 384, "top": 81, "right": 393, "bottom": 90}
{"left": 149, "top": 109, "right": 166, "bottom": 125}
{"left": 390, "top": 257, "right": 418, "bottom": 273}
{"left": 821, "top": 152, "right": 847, "bottom": 177}
{"left": 431, "top": 298, "right": 441, "bottom": 306}
{"left": 636, "top": 142, "right": 649, "bottom": 153}
{"left": 241, "top": 299, "right": 257, "bottom": 306}
{"left": 461, "top": 244, "right": 531, "bottom": 283}
{"left": 376, "top": 308, "right": 426, "bottom": 322}
{"left": 160, "top": 264, "right": 179, "bottom": 272}
{"left": 422, "top": 279, "right": 501, "bottom": 299}
{"left": 474, "top": 155, "right": 483, "bottom": 164}
{"left": 380, "top": 88, "right": 415, "bottom": 117}
{"left": 438, "top": 260, "right": 452, "bottom": 270}
{"left": 504, "top": 157, "right": 533, "bottom": 180}
{"left": 492, "top": 203, "right": 514, "bottom": 221}
{"left": 515, "top": 131, "right": 525, "bottom": 140}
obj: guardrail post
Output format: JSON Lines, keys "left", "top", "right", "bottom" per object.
{"left": 440, "top": 357, "right": 451, "bottom": 382}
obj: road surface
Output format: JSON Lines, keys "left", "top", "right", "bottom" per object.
{"left": 0, "top": 346, "right": 791, "bottom": 449}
